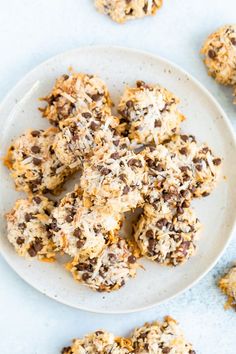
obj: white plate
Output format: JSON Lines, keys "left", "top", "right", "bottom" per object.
{"left": 0, "top": 46, "right": 236, "bottom": 314}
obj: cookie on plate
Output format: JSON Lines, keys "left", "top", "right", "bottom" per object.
{"left": 41, "top": 73, "right": 112, "bottom": 126}
{"left": 118, "top": 81, "right": 184, "bottom": 146}
{"left": 218, "top": 264, "right": 236, "bottom": 310}
{"left": 6, "top": 195, "right": 56, "bottom": 261}
{"left": 62, "top": 331, "right": 132, "bottom": 354}
{"left": 50, "top": 186, "right": 121, "bottom": 259}
{"left": 95, "top": 0, "right": 162, "bottom": 24}
{"left": 131, "top": 316, "right": 195, "bottom": 354}
{"left": 81, "top": 143, "right": 146, "bottom": 214}
{"left": 4, "top": 127, "right": 73, "bottom": 194}
{"left": 67, "top": 238, "right": 138, "bottom": 292}
{"left": 164, "top": 134, "right": 222, "bottom": 198}
{"left": 54, "top": 114, "right": 120, "bottom": 169}
{"left": 134, "top": 202, "right": 201, "bottom": 266}
{"left": 201, "top": 25, "right": 236, "bottom": 85}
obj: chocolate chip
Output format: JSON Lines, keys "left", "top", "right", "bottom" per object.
{"left": 126, "top": 100, "right": 133, "bottom": 108}
{"left": 25, "top": 213, "right": 33, "bottom": 222}
{"left": 189, "top": 351, "right": 196, "bottom": 354}
{"left": 33, "top": 196, "right": 42, "bottom": 204}
{"left": 156, "top": 218, "right": 168, "bottom": 229}
{"left": 90, "top": 258, "right": 97, "bottom": 265}
{"left": 82, "top": 272, "right": 90, "bottom": 281}
{"left": 90, "top": 121, "right": 100, "bottom": 130}
{"left": 28, "top": 246, "right": 37, "bottom": 257}
{"left": 146, "top": 229, "right": 154, "bottom": 238}
{"left": 108, "top": 253, "right": 117, "bottom": 262}
{"left": 179, "top": 147, "right": 188, "bottom": 155}
{"left": 18, "top": 222, "right": 26, "bottom": 230}
{"left": 195, "top": 164, "right": 202, "bottom": 171}
{"left": 31, "top": 145, "right": 41, "bottom": 154}
{"left": 162, "top": 347, "right": 171, "bottom": 353}
{"left": 110, "top": 152, "right": 120, "bottom": 160}
{"left": 66, "top": 215, "right": 73, "bottom": 223}
{"left": 113, "top": 140, "right": 120, "bottom": 146}
{"left": 123, "top": 185, "right": 130, "bottom": 195}
{"left": 91, "top": 93, "right": 102, "bottom": 101}
{"left": 76, "top": 240, "right": 85, "bottom": 248}
{"left": 148, "top": 239, "right": 156, "bottom": 251}
{"left": 136, "top": 80, "right": 145, "bottom": 87}
{"left": 231, "top": 37, "right": 236, "bottom": 45}
{"left": 128, "top": 158, "right": 142, "bottom": 168}
{"left": 119, "top": 173, "right": 126, "bottom": 182}
{"left": 50, "top": 220, "right": 60, "bottom": 232}
{"left": 100, "top": 167, "right": 111, "bottom": 175}
{"left": 177, "top": 206, "right": 184, "bottom": 215}
{"left": 202, "top": 191, "right": 210, "bottom": 197}
{"left": 180, "top": 135, "right": 189, "bottom": 142}
{"left": 33, "top": 157, "right": 41, "bottom": 166}
{"left": 61, "top": 347, "right": 71, "bottom": 354}
{"left": 82, "top": 112, "right": 92, "bottom": 118}
{"left": 208, "top": 49, "right": 216, "bottom": 59}
{"left": 31, "top": 130, "right": 40, "bottom": 137}
{"left": 155, "top": 119, "right": 162, "bottom": 127}
{"left": 143, "top": 3, "right": 148, "bottom": 13}
{"left": 73, "top": 228, "right": 82, "bottom": 238}
{"left": 16, "top": 237, "right": 25, "bottom": 245}
{"left": 33, "top": 238, "right": 43, "bottom": 252}
{"left": 213, "top": 158, "right": 221, "bottom": 166}
{"left": 128, "top": 255, "right": 136, "bottom": 264}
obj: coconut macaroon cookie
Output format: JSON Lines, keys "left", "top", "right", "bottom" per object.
{"left": 67, "top": 238, "right": 138, "bottom": 292}
{"left": 134, "top": 202, "right": 201, "bottom": 266}
{"left": 41, "top": 73, "right": 112, "bottom": 126}
{"left": 95, "top": 0, "right": 162, "bottom": 24}
{"left": 4, "top": 127, "right": 73, "bottom": 194}
{"left": 218, "top": 264, "right": 236, "bottom": 310}
{"left": 141, "top": 145, "right": 193, "bottom": 209}
{"left": 164, "top": 134, "right": 222, "bottom": 198}
{"left": 62, "top": 331, "right": 132, "bottom": 354}
{"left": 201, "top": 25, "right": 236, "bottom": 85}
{"left": 81, "top": 143, "right": 146, "bottom": 214}
{"left": 50, "top": 187, "right": 121, "bottom": 259}
{"left": 118, "top": 81, "right": 184, "bottom": 146}
{"left": 5, "top": 196, "right": 56, "bottom": 261}
{"left": 131, "top": 316, "right": 195, "bottom": 354}
{"left": 54, "top": 114, "right": 120, "bottom": 169}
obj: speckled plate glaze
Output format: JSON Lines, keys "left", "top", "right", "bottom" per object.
{"left": 0, "top": 46, "right": 236, "bottom": 314}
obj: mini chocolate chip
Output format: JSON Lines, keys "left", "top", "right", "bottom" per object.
{"left": 156, "top": 218, "right": 168, "bottom": 229}
{"left": 231, "top": 37, "right": 236, "bottom": 45}
{"left": 95, "top": 331, "right": 104, "bottom": 335}
{"left": 66, "top": 215, "right": 73, "bottom": 223}
{"left": 128, "top": 255, "right": 136, "bottom": 264}
{"left": 180, "top": 135, "right": 189, "bottom": 142}
{"left": 61, "top": 347, "right": 71, "bottom": 354}
{"left": 162, "top": 347, "right": 171, "bottom": 353}
{"left": 16, "top": 237, "right": 25, "bottom": 245}
{"left": 113, "top": 140, "right": 120, "bottom": 146}
{"left": 82, "top": 272, "right": 90, "bottom": 281}
{"left": 90, "top": 121, "right": 100, "bottom": 130}
{"left": 126, "top": 100, "right": 133, "bottom": 108}
{"left": 28, "top": 246, "right": 37, "bottom": 257}
{"left": 146, "top": 229, "right": 154, "bottom": 238}
{"left": 76, "top": 240, "right": 85, "bottom": 248}
{"left": 177, "top": 206, "right": 184, "bottom": 214}
{"left": 119, "top": 173, "right": 126, "bottom": 182}
{"left": 31, "top": 130, "right": 40, "bottom": 137}
{"left": 155, "top": 119, "right": 162, "bottom": 127}
{"left": 136, "top": 80, "right": 145, "bottom": 87}
{"left": 123, "top": 185, "right": 130, "bottom": 195}
{"left": 189, "top": 351, "right": 196, "bottom": 354}
{"left": 100, "top": 167, "right": 111, "bottom": 175}
{"left": 179, "top": 147, "right": 188, "bottom": 155}
{"left": 18, "top": 222, "right": 26, "bottom": 230}
{"left": 25, "top": 213, "right": 33, "bottom": 222}
{"left": 72, "top": 134, "right": 79, "bottom": 141}
{"left": 91, "top": 93, "right": 102, "bottom": 101}
{"left": 90, "top": 258, "right": 97, "bottom": 265}
{"left": 202, "top": 191, "right": 210, "bottom": 197}
{"left": 213, "top": 158, "right": 221, "bottom": 166}
{"left": 33, "top": 157, "right": 41, "bottom": 166}
{"left": 128, "top": 158, "right": 142, "bottom": 168}
{"left": 34, "top": 238, "right": 43, "bottom": 252}
{"left": 195, "top": 164, "right": 202, "bottom": 171}
{"left": 82, "top": 112, "right": 92, "bottom": 118}
{"left": 108, "top": 253, "right": 117, "bottom": 262}
{"left": 110, "top": 152, "right": 120, "bottom": 160}
{"left": 73, "top": 228, "right": 82, "bottom": 238}
{"left": 33, "top": 196, "right": 42, "bottom": 204}
{"left": 31, "top": 145, "right": 41, "bottom": 154}
{"left": 208, "top": 49, "right": 216, "bottom": 59}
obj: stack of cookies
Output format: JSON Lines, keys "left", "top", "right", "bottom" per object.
{"left": 4, "top": 72, "right": 221, "bottom": 292}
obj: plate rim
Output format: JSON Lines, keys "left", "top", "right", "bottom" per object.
{"left": 1, "top": 44, "right": 236, "bottom": 314}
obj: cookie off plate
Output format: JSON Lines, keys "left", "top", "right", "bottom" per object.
{"left": 0, "top": 46, "right": 236, "bottom": 313}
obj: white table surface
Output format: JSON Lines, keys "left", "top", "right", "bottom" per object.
{"left": 0, "top": 1, "right": 236, "bottom": 353}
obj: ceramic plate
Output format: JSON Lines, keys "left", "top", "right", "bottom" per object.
{"left": 0, "top": 46, "right": 236, "bottom": 313}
